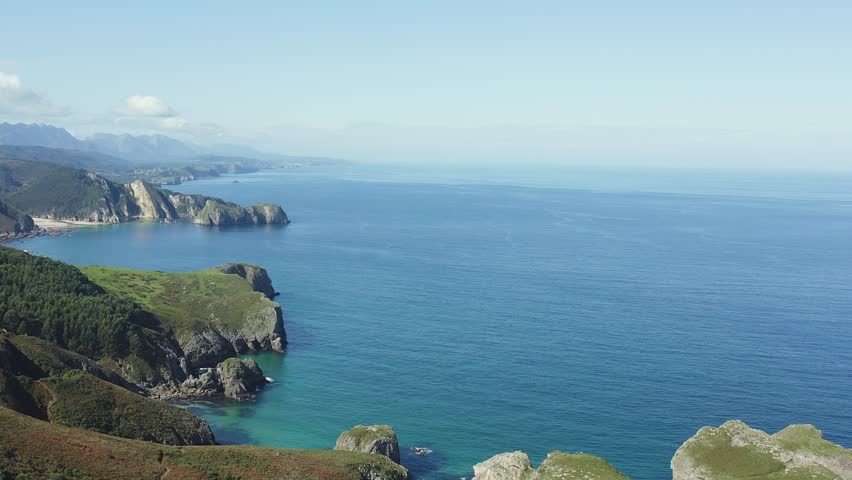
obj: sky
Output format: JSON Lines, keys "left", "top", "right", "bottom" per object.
{"left": 1, "top": 1, "right": 851, "bottom": 167}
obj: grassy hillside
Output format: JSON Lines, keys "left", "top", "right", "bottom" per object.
{"left": 0, "top": 145, "right": 132, "bottom": 178}
{"left": 0, "top": 406, "right": 409, "bottom": 480}
{"left": 0, "top": 247, "right": 159, "bottom": 359}
{"left": 0, "top": 332, "right": 215, "bottom": 445}
{"left": 79, "top": 266, "right": 270, "bottom": 336}
{"left": 41, "top": 371, "right": 214, "bottom": 445}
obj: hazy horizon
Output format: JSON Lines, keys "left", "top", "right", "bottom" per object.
{"left": 2, "top": 1, "right": 851, "bottom": 168}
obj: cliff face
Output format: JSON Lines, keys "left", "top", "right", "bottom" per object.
{"left": 0, "top": 199, "right": 35, "bottom": 236}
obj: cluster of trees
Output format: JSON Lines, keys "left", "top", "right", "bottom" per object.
{"left": 0, "top": 247, "right": 159, "bottom": 359}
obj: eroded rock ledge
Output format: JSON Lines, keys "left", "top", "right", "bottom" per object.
{"left": 473, "top": 451, "right": 627, "bottom": 480}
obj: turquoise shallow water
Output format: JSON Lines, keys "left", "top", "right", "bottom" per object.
{"left": 13, "top": 165, "right": 852, "bottom": 480}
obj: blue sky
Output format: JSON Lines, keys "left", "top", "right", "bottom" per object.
{"left": 1, "top": 1, "right": 851, "bottom": 166}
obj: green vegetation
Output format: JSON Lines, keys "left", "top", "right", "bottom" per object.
{"left": 0, "top": 406, "right": 409, "bottom": 480}
{"left": 0, "top": 247, "right": 159, "bottom": 359}
{"left": 3, "top": 333, "right": 128, "bottom": 388}
{"left": 79, "top": 266, "right": 269, "bottom": 335}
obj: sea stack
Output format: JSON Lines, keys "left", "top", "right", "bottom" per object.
{"left": 335, "top": 425, "right": 402, "bottom": 464}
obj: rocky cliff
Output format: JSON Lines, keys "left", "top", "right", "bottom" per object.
{"left": 672, "top": 420, "right": 852, "bottom": 480}
{"left": 336, "top": 425, "right": 402, "bottom": 465}
{"left": 128, "top": 180, "right": 289, "bottom": 226}
{"left": 0, "top": 199, "right": 35, "bottom": 237}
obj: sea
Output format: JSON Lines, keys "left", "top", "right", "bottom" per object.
{"left": 12, "top": 164, "right": 852, "bottom": 480}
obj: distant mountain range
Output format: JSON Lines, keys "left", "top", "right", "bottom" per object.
{"left": 0, "top": 123, "right": 81, "bottom": 150}
{"left": 0, "top": 122, "right": 343, "bottom": 166}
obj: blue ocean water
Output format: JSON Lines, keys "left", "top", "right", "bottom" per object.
{"left": 13, "top": 165, "right": 852, "bottom": 480}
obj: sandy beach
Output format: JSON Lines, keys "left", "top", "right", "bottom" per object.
{"left": 32, "top": 217, "right": 103, "bottom": 229}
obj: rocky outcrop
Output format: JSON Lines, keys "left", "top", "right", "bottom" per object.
{"left": 336, "top": 425, "right": 402, "bottom": 464}
{"left": 473, "top": 451, "right": 628, "bottom": 480}
{"left": 217, "top": 357, "right": 267, "bottom": 400}
{"left": 672, "top": 420, "right": 852, "bottom": 480}
{"left": 473, "top": 451, "right": 532, "bottom": 480}
{"left": 174, "top": 358, "right": 267, "bottom": 401}
{"left": 215, "top": 263, "right": 277, "bottom": 299}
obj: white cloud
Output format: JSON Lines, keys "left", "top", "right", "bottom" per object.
{"left": 0, "top": 72, "right": 70, "bottom": 117}
{"left": 125, "top": 95, "right": 175, "bottom": 117}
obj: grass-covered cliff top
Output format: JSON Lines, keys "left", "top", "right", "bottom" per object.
{"left": 340, "top": 425, "right": 397, "bottom": 445}
{"left": 672, "top": 420, "right": 851, "bottom": 480}
{"left": 536, "top": 452, "right": 630, "bottom": 480}
{"left": 79, "top": 265, "right": 274, "bottom": 335}
{"left": 0, "top": 406, "right": 409, "bottom": 480}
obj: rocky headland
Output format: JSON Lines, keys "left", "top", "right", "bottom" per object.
{"left": 0, "top": 158, "right": 289, "bottom": 227}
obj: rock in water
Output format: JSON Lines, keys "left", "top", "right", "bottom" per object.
{"left": 671, "top": 420, "right": 852, "bottom": 480}
{"left": 473, "top": 451, "right": 628, "bottom": 480}
{"left": 216, "top": 357, "right": 267, "bottom": 401}
{"left": 335, "top": 425, "right": 402, "bottom": 464}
